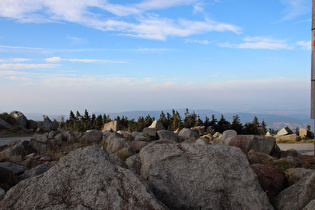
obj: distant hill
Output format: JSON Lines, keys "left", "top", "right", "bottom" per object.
{"left": 25, "top": 109, "right": 314, "bottom": 131}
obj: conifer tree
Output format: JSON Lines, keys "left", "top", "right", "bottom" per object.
{"left": 231, "top": 115, "right": 243, "bottom": 134}
{"left": 217, "top": 114, "right": 231, "bottom": 133}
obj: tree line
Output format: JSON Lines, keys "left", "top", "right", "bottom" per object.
{"left": 65, "top": 108, "right": 267, "bottom": 135}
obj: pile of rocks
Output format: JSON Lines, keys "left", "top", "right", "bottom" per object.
{"left": 0, "top": 111, "right": 56, "bottom": 133}
{"left": 0, "top": 121, "right": 315, "bottom": 209}
{"left": 273, "top": 126, "right": 313, "bottom": 143}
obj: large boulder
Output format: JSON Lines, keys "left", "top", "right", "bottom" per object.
{"left": 9, "top": 111, "right": 28, "bottom": 128}
{"left": 221, "top": 129, "right": 237, "bottom": 144}
{"left": 139, "top": 142, "right": 273, "bottom": 209}
{"left": 299, "top": 128, "right": 312, "bottom": 139}
{"left": 41, "top": 115, "right": 56, "bottom": 132}
{"left": 0, "top": 140, "right": 32, "bottom": 163}
{"left": 0, "top": 113, "right": 17, "bottom": 126}
{"left": 227, "top": 135, "right": 276, "bottom": 155}
{"left": 142, "top": 128, "right": 157, "bottom": 140}
{"left": 178, "top": 128, "right": 199, "bottom": 141}
{"left": 0, "top": 118, "right": 13, "bottom": 130}
{"left": 80, "top": 130, "right": 103, "bottom": 145}
{"left": 277, "top": 127, "right": 293, "bottom": 136}
{"left": 276, "top": 134, "right": 300, "bottom": 143}
{"left": 102, "top": 121, "right": 119, "bottom": 132}
{"left": 20, "top": 164, "right": 49, "bottom": 180}
{"left": 148, "top": 120, "right": 165, "bottom": 131}
{"left": 29, "top": 133, "right": 48, "bottom": 155}
{"left": 134, "top": 132, "right": 151, "bottom": 142}
{"left": 304, "top": 200, "right": 315, "bottom": 210}
{"left": 0, "top": 146, "right": 167, "bottom": 209}
{"left": 251, "top": 164, "right": 287, "bottom": 200}
{"left": 247, "top": 150, "right": 275, "bottom": 164}
{"left": 0, "top": 162, "right": 29, "bottom": 176}
{"left": 157, "top": 130, "right": 179, "bottom": 142}
{"left": 272, "top": 172, "right": 315, "bottom": 210}
{"left": 285, "top": 168, "right": 315, "bottom": 185}
{"left": 106, "top": 133, "right": 130, "bottom": 153}
{"left": 0, "top": 167, "right": 19, "bottom": 191}
{"left": 0, "top": 188, "right": 5, "bottom": 201}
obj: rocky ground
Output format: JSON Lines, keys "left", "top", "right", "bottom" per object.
{"left": 1, "top": 111, "right": 315, "bottom": 209}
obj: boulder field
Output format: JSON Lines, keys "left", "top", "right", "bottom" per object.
{"left": 0, "top": 125, "right": 315, "bottom": 209}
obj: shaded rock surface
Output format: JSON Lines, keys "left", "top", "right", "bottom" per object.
{"left": 9, "top": 111, "right": 28, "bottom": 128}
{"left": 177, "top": 128, "right": 199, "bottom": 141}
{"left": 139, "top": 142, "right": 273, "bottom": 209}
{"left": 148, "top": 120, "right": 165, "bottom": 131}
{"left": 0, "top": 146, "right": 167, "bottom": 210}
{"left": 272, "top": 172, "right": 315, "bottom": 210}
{"left": 157, "top": 130, "right": 179, "bottom": 142}
{"left": 0, "top": 162, "right": 28, "bottom": 176}
{"left": 285, "top": 168, "right": 315, "bottom": 186}
{"left": 251, "top": 164, "right": 287, "bottom": 200}
{"left": 0, "top": 188, "right": 5, "bottom": 201}
{"left": 20, "top": 164, "right": 49, "bottom": 180}
{"left": 227, "top": 135, "right": 275, "bottom": 155}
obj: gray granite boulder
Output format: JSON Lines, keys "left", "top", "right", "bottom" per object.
{"left": 0, "top": 146, "right": 167, "bottom": 209}
{"left": 157, "top": 130, "right": 179, "bottom": 142}
{"left": 139, "top": 141, "right": 273, "bottom": 209}
{"left": 227, "top": 135, "right": 276, "bottom": 155}
{"left": 0, "top": 162, "right": 29, "bottom": 176}
{"left": 178, "top": 128, "right": 199, "bottom": 141}
{"left": 20, "top": 164, "right": 49, "bottom": 180}
{"left": 0, "top": 188, "right": 5, "bottom": 201}
{"left": 9, "top": 111, "right": 28, "bottom": 128}
{"left": 272, "top": 172, "right": 315, "bottom": 210}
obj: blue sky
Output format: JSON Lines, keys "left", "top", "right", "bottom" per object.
{"left": 0, "top": 0, "right": 312, "bottom": 116}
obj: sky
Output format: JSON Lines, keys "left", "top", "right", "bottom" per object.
{"left": 0, "top": 0, "right": 312, "bottom": 116}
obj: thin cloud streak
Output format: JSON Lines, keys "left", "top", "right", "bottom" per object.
{"left": 45, "top": 56, "right": 127, "bottom": 63}
{"left": 219, "top": 37, "right": 293, "bottom": 50}
{"left": 0, "top": 63, "right": 61, "bottom": 70}
{"left": 0, "top": 0, "right": 241, "bottom": 40}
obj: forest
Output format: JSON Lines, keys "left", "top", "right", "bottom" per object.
{"left": 64, "top": 108, "right": 268, "bottom": 135}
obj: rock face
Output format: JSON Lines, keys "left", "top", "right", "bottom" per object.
{"left": 251, "top": 164, "right": 287, "bottom": 200}
{"left": 0, "top": 188, "right": 5, "bottom": 201}
{"left": 0, "top": 118, "right": 13, "bottom": 130}
{"left": 148, "top": 120, "right": 165, "bottom": 131}
{"left": 0, "top": 146, "right": 167, "bottom": 210}
{"left": 102, "top": 121, "right": 119, "bottom": 132}
{"left": 41, "top": 115, "right": 56, "bottom": 132}
{"left": 139, "top": 142, "right": 273, "bottom": 209}
{"left": 9, "top": 111, "right": 28, "bottom": 128}
{"left": 177, "top": 128, "right": 199, "bottom": 141}
{"left": 221, "top": 129, "right": 238, "bottom": 144}
{"left": 277, "top": 127, "right": 293, "bottom": 136}
{"left": 272, "top": 172, "right": 315, "bottom": 210}
{"left": 227, "top": 135, "right": 275, "bottom": 155}
{"left": 285, "top": 168, "right": 315, "bottom": 185}
{"left": 0, "top": 162, "right": 29, "bottom": 176}
{"left": 157, "top": 130, "right": 179, "bottom": 142}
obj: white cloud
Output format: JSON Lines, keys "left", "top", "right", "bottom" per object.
{"left": 280, "top": 0, "right": 310, "bottom": 20}
{"left": 0, "top": 58, "right": 32, "bottom": 62}
{"left": 0, "top": 0, "right": 241, "bottom": 40}
{"left": 219, "top": 37, "right": 293, "bottom": 50}
{"left": 45, "top": 57, "right": 62, "bottom": 62}
{"left": 0, "top": 63, "right": 61, "bottom": 70}
{"left": 45, "top": 56, "right": 126, "bottom": 63}
{"left": 296, "top": 40, "right": 311, "bottom": 50}
{"left": 185, "top": 39, "right": 212, "bottom": 45}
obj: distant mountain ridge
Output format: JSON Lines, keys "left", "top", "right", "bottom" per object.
{"left": 25, "top": 109, "right": 314, "bottom": 131}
